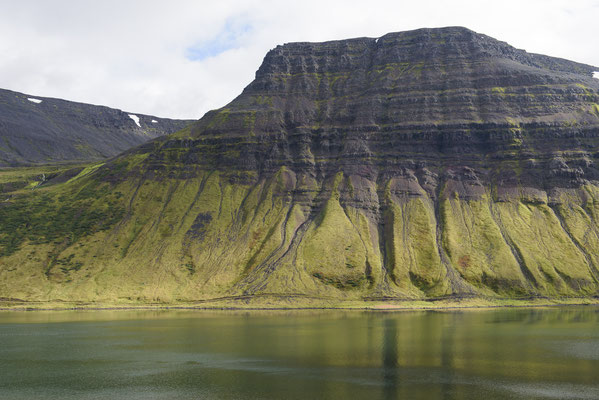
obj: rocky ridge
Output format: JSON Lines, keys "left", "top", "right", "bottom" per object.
{"left": 0, "top": 88, "right": 193, "bottom": 166}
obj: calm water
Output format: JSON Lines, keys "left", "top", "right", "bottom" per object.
{"left": 0, "top": 307, "right": 598, "bottom": 400}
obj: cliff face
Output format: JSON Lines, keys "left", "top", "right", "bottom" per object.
{"left": 1, "top": 27, "right": 599, "bottom": 303}
{"left": 0, "top": 88, "right": 192, "bottom": 166}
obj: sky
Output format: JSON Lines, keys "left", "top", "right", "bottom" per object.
{"left": 0, "top": 0, "right": 598, "bottom": 120}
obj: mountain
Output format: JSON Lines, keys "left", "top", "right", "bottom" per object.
{"left": 0, "top": 88, "right": 193, "bottom": 166}
{"left": 1, "top": 27, "right": 599, "bottom": 305}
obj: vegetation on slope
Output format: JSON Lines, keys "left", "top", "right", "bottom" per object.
{"left": 1, "top": 158, "right": 599, "bottom": 303}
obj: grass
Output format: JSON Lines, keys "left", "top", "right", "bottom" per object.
{"left": 300, "top": 189, "right": 369, "bottom": 290}
{"left": 0, "top": 182, "right": 125, "bottom": 257}
{"left": 1, "top": 160, "right": 599, "bottom": 304}
{"left": 442, "top": 196, "right": 528, "bottom": 296}
{"left": 0, "top": 295, "right": 597, "bottom": 311}
{"left": 383, "top": 196, "right": 447, "bottom": 296}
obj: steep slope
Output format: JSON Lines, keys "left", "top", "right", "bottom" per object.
{"left": 0, "top": 88, "right": 193, "bottom": 166}
{"left": 1, "top": 27, "right": 599, "bottom": 304}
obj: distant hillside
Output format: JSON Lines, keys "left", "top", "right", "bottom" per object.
{"left": 0, "top": 88, "right": 193, "bottom": 166}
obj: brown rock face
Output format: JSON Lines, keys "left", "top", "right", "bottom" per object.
{"left": 148, "top": 27, "right": 599, "bottom": 200}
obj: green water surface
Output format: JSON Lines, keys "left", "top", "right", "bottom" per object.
{"left": 0, "top": 307, "right": 598, "bottom": 399}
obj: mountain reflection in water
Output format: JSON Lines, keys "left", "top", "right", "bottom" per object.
{"left": 0, "top": 307, "right": 598, "bottom": 399}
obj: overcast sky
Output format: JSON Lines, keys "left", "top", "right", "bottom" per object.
{"left": 0, "top": 0, "right": 597, "bottom": 119}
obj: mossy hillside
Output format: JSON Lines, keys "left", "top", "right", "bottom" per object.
{"left": 384, "top": 194, "right": 450, "bottom": 297}
{"left": 0, "top": 164, "right": 88, "bottom": 195}
{"left": 234, "top": 171, "right": 365, "bottom": 297}
{"left": 0, "top": 166, "right": 51, "bottom": 191}
{"left": 114, "top": 178, "right": 210, "bottom": 300}
{"left": 68, "top": 169, "right": 295, "bottom": 301}
{"left": 233, "top": 181, "right": 292, "bottom": 275}
{"left": 132, "top": 178, "right": 599, "bottom": 295}
{"left": 0, "top": 156, "right": 197, "bottom": 301}
{"left": 495, "top": 201, "right": 596, "bottom": 295}
{"left": 552, "top": 201, "right": 599, "bottom": 271}
{"left": 99, "top": 172, "right": 246, "bottom": 300}
{"left": 104, "top": 167, "right": 305, "bottom": 299}
{"left": 442, "top": 196, "right": 530, "bottom": 296}
{"left": 342, "top": 206, "right": 383, "bottom": 290}
{"left": 187, "top": 173, "right": 289, "bottom": 294}
{"left": 548, "top": 188, "right": 599, "bottom": 281}
{"left": 3, "top": 164, "right": 599, "bottom": 302}
{"left": 0, "top": 164, "right": 130, "bottom": 300}
{"left": 0, "top": 174, "right": 210, "bottom": 301}
{"left": 241, "top": 173, "right": 380, "bottom": 298}
{"left": 2, "top": 161, "right": 599, "bottom": 303}
{"left": 299, "top": 189, "right": 370, "bottom": 292}
{"left": 0, "top": 177, "right": 125, "bottom": 259}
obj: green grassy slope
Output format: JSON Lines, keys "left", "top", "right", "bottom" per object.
{"left": 1, "top": 157, "right": 598, "bottom": 304}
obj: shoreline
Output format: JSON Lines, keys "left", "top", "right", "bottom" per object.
{"left": 1, "top": 296, "right": 598, "bottom": 312}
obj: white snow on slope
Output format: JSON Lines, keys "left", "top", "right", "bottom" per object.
{"left": 128, "top": 114, "right": 141, "bottom": 127}
{"left": 593, "top": 72, "right": 599, "bottom": 79}
{"left": 27, "top": 98, "right": 42, "bottom": 104}
{"left": 151, "top": 119, "right": 158, "bottom": 123}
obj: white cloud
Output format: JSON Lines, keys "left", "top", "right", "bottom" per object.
{"left": 0, "top": 0, "right": 597, "bottom": 119}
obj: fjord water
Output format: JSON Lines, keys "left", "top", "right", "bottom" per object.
{"left": 0, "top": 307, "right": 598, "bottom": 399}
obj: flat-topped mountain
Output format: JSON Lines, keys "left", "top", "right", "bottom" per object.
{"left": 187, "top": 27, "right": 598, "bottom": 172}
{"left": 1, "top": 27, "right": 599, "bottom": 305}
{"left": 0, "top": 88, "right": 193, "bottom": 166}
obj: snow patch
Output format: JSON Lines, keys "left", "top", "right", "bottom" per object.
{"left": 375, "top": 38, "right": 379, "bottom": 44}
{"left": 27, "top": 98, "right": 42, "bottom": 104}
{"left": 151, "top": 119, "right": 158, "bottom": 123}
{"left": 128, "top": 114, "right": 141, "bottom": 127}
{"left": 593, "top": 72, "right": 599, "bottom": 79}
